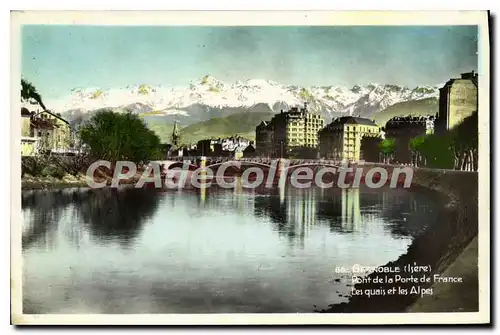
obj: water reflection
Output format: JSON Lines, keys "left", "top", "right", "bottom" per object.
{"left": 22, "top": 185, "right": 436, "bottom": 253}
{"left": 250, "top": 186, "right": 437, "bottom": 248}
{"left": 22, "top": 184, "right": 439, "bottom": 314}
{"left": 22, "top": 187, "right": 161, "bottom": 250}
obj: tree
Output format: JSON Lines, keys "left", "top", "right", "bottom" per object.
{"left": 21, "top": 78, "right": 46, "bottom": 110}
{"left": 417, "top": 134, "right": 454, "bottom": 169}
{"left": 79, "top": 110, "right": 162, "bottom": 163}
{"left": 379, "top": 138, "right": 396, "bottom": 164}
{"left": 409, "top": 135, "right": 426, "bottom": 167}
{"left": 416, "top": 111, "right": 478, "bottom": 171}
{"left": 449, "top": 111, "right": 478, "bottom": 171}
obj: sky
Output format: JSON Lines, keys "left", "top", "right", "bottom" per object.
{"left": 21, "top": 25, "right": 478, "bottom": 100}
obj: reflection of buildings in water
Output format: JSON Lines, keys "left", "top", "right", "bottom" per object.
{"left": 199, "top": 182, "right": 206, "bottom": 205}
{"left": 279, "top": 184, "right": 285, "bottom": 204}
{"left": 285, "top": 188, "right": 318, "bottom": 248}
{"left": 256, "top": 187, "right": 319, "bottom": 248}
{"left": 202, "top": 178, "right": 257, "bottom": 215}
{"left": 341, "top": 188, "right": 361, "bottom": 230}
{"left": 234, "top": 177, "right": 243, "bottom": 196}
{"left": 232, "top": 177, "right": 256, "bottom": 214}
{"left": 60, "top": 207, "right": 86, "bottom": 250}
{"left": 255, "top": 185, "right": 434, "bottom": 241}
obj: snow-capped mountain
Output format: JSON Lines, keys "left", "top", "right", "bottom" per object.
{"left": 48, "top": 75, "right": 439, "bottom": 126}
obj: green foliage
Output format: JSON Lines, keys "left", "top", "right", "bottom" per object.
{"left": 21, "top": 78, "right": 46, "bottom": 110}
{"left": 379, "top": 138, "right": 396, "bottom": 154}
{"left": 411, "top": 111, "right": 477, "bottom": 169}
{"left": 64, "top": 155, "right": 92, "bottom": 176}
{"left": 410, "top": 135, "right": 426, "bottom": 152}
{"left": 417, "top": 134, "right": 454, "bottom": 169}
{"left": 22, "top": 155, "right": 90, "bottom": 178}
{"left": 80, "top": 110, "right": 162, "bottom": 163}
{"left": 40, "top": 164, "right": 66, "bottom": 179}
{"left": 208, "top": 86, "right": 219, "bottom": 93}
{"left": 450, "top": 111, "right": 478, "bottom": 151}
{"left": 22, "top": 156, "right": 49, "bottom": 177}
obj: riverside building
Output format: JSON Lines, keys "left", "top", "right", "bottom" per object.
{"left": 255, "top": 103, "right": 324, "bottom": 159}
{"left": 318, "top": 116, "right": 380, "bottom": 162}
{"left": 436, "top": 71, "right": 478, "bottom": 133}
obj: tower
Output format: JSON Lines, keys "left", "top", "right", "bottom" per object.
{"left": 438, "top": 71, "right": 478, "bottom": 134}
{"left": 172, "top": 121, "right": 179, "bottom": 147}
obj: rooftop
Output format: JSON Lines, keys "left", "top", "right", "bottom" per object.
{"left": 387, "top": 115, "right": 435, "bottom": 123}
{"left": 329, "top": 116, "right": 378, "bottom": 126}
{"left": 441, "top": 70, "right": 478, "bottom": 89}
{"left": 21, "top": 107, "right": 31, "bottom": 117}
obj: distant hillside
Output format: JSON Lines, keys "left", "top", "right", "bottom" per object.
{"left": 148, "top": 100, "right": 438, "bottom": 145}
{"left": 147, "top": 111, "right": 274, "bottom": 144}
{"left": 373, "top": 97, "right": 438, "bottom": 127}
{"left": 147, "top": 123, "right": 178, "bottom": 143}
{"left": 179, "top": 111, "right": 274, "bottom": 144}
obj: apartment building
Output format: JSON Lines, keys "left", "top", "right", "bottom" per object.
{"left": 255, "top": 103, "right": 324, "bottom": 158}
{"left": 319, "top": 116, "right": 380, "bottom": 161}
{"left": 437, "top": 71, "right": 478, "bottom": 133}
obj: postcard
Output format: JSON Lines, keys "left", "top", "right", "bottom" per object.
{"left": 11, "top": 10, "right": 490, "bottom": 325}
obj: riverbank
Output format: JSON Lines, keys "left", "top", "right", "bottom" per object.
{"left": 22, "top": 173, "right": 90, "bottom": 190}
{"left": 21, "top": 169, "right": 144, "bottom": 190}
{"left": 320, "top": 166, "right": 479, "bottom": 313}
{"left": 409, "top": 236, "right": 478, "bottom": 312}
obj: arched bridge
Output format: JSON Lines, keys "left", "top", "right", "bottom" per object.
{"left": 161, "top": 156, "right": 345, "bottom": 171}
{"left": 147, "top": 157, "right": 411, "bottom": 187}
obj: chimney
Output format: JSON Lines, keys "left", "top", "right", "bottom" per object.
{"left": 461, "top": 71, "right": 476, "bottom": 80}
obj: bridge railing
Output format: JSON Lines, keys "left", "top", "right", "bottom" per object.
{"left": 166, "top": 156, "right": 344, "bottom": 167}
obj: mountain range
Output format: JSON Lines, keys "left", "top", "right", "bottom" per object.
{"left": 48, "top": 75, "right": 441, "bottom": 128}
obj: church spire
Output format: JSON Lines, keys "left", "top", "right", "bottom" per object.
{"left": 172, "top": 121, "right": 179, "bottom": 146}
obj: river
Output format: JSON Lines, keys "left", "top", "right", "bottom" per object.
{"left": 22, "top": 182, "right": 439, "bottom": 313}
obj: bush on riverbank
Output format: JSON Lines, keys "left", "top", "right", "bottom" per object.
{"left": 22, "top": 155, "right": 92, "bottom": 179}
